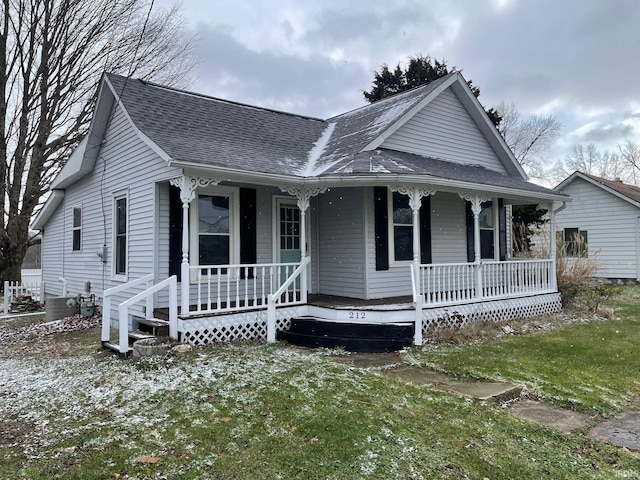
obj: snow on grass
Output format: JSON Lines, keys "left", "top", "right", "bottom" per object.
{"left": 0, "top": 344, "right": 371, "bottom": 462}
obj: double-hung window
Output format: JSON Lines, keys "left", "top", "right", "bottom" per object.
{"left": 72, "top": 206, "right": 82, "bottom": 251}
{"left": 190, "top": 186, "right": 239, "bottom": 275}
{"left": 113, "top": 192, "right": 128, "bottom": 279}
{"left": 389, "top": 191, "right": 413, "bottom": 263}
{"left": 478, "top": 201, "right": 495, "bottom": 259}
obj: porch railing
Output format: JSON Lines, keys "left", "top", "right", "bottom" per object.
{"left": 481, "top": 259, "right": 553, "bottom": 298}
{"left": 102, "top": 274, "right": 178, "bottom": 355}
{"left": 415, "top": 258, "right": 554, "bottom": 307}
{"left": 186, "top": 261, "right": 306, "bottom": 316}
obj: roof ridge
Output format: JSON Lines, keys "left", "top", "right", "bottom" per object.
{"left": 106, "top": 72, "right": 326, "bottom": 123}
{"left": 327, "top": 72, "right": 456, "bottom": 121}
{"left": 579, "top": 171, "right": 640, "bottom": 202}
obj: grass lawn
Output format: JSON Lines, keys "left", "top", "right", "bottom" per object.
{"left": 2, "top": 290, "right": 640, "bottom": 478}
{"left": 408, "top": 286, "right": 640, "bottom": 416}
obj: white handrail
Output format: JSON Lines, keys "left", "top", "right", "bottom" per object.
{"left": 101, "top": 273, "right": 155, "bottom": 351}
{"left": 266, "top": 257, "right": 311, "bottom": 343}
{"left": 117, "top": 276, "right": 178, "bottom": 354}
{"left": 270, "top": 257, "right": 311, "bottom": 302}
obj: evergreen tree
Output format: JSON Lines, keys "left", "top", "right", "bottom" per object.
{"left": 363, "top": 55, "right": 502, "bottom": 126}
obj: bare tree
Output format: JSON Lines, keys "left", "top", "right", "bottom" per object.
{"left": 549, "top": 143, "right": 634, "bottom": 184}
{"left": 496, "top": 101, "right": 562, "bottom": 180}
{"left": 0, "top": 0, "right": 195, "bottom": 283}
{"left": 618, "top": 140, "right": 640, "bottom": 184}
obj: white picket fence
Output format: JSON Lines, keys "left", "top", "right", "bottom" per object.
{"left": 3, "top": 269, "right": 43, "bottom": 315}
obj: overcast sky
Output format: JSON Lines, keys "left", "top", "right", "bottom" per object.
{"left": 155, "top": 0, "right": 640, "bottom": 169}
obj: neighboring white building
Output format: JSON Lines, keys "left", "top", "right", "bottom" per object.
{"left": 554, "top": 171, "right": 640, "bottom": 281}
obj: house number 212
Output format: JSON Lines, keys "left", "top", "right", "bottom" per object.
{"left": 348, "top": 311, "right": 366, "bottom": 319}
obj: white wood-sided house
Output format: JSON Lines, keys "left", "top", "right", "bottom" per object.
{"left": 554, "top": 171, "right": 640, "bottom": 281}
{"left": 32, "top": 71, "right": 567, "bottom": 354}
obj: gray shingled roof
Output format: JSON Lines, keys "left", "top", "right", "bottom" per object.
{"left": 104, "top": 72, "right": 558, "bottom": 198}
{"left": 106, "top": 74, "right": 326, "bottom": 176}
{"left": 322, "top": 149, "right": 559, "bottom": 195}
{"left": 106, "top": 72, "right": 451, "bottom": 178}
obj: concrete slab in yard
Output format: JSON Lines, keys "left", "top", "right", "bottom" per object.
{"left": 327, "top": 352, "right": 404, "bottom": 369}
{"left": 509, "top": 400, "right": 592, "bottom": 434}
{"left": 378, "top": 365, "right": 453, "bottom": 387}
{"left": 446, "top": 381, "right": 523, "bottom": 403}
{"left": 589, "top": 412, "right": 640, "bottom": 450}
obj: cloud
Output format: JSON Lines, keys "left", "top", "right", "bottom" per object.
{"left": 190, "top": 24, "right": 370, "bottom": 118}
{"left": 159, "top": 0, "right": 640, "bottom": 165}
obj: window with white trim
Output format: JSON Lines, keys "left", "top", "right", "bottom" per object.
{"left": 113, "top": 192, "right": 128, "bottom": 278}
{"left": 190, "top": 186, "right": 239, "bottom": 272}
{"left": 72, "top": 206, "right": 82, "bottom": 251}
{"left": 389, "top": 191, "right": 413, "bottom": 263}
{"left": 479, "top": 201, "right": 495, "bottom": 259}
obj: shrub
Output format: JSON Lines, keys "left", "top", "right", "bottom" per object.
{"left": 513, "top": 223, "right": 601, "bottom": 308}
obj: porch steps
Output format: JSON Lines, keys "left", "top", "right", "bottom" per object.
{"left": 102, "top": 318, "right": 170, "bottom": 356}
{"left": 277, "top": 317, "right": 414, "bottom": 353}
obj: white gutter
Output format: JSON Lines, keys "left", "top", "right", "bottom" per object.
{"left": 170, "top": 159, "right": 568, "bottom": 202}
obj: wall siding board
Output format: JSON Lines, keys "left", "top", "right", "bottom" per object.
{"left": 381, "top": 88, "right": 507, "bottom": 173}
{"left": 555, "top": 178, "right": 639, "bottom": 279}
{"left": 430, "top": 192, "right": 468, "bottom": 263}
{"left": 40, "top": 103, "right": 181, "bottom": 304}
{"left": 317, "top": 187, "right": 365, "bottom": 297}
{"left": 365, "top": 189, "right": 469, "bottom": 298}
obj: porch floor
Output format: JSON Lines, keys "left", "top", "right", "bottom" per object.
{"left": 153, "top": 294, "right": 415, "bottom": 320}
{"left": 307, "top": 294, "right": 413, "bottom": 310}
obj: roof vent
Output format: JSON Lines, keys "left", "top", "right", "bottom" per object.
{"left": 615, "top": 178, "right": 624, "bottom": 183}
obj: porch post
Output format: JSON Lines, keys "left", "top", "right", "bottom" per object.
{"left": 459, "top": 193, "right": 491, "bottom": 300}
{"left": 391, "top": 186, "right": 435, "bottom": 347}
{"left": 279, "top": 186, "right": 327, "bottom": 303}
{"left": 170, "top": 175, "right": 221, "bottom": 316}
{"left": 549, "top": 203, "right": 557, "bottom": 291}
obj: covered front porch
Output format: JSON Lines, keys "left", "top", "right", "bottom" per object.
{"left": 101, "top": 174, "right": 562, "bottom": 355}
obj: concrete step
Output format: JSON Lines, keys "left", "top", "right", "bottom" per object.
{"left": 277, "top": 329, "right": 412, "bottom": 353}
{"left": 288, "top": 317, "right": 414, "bottom": 339}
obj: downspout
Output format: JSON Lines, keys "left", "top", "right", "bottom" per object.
{"left": 550, "top": 201, "right": 567, "bottom": 292}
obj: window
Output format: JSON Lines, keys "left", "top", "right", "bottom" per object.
{"left": 478, "top": 201, "right": 495, "bottom": 259}
{"left": 113, "top": 193, "right": 128, "bottom": 278}
{"left": 190, "top": 186, "right": 239, "bottom": 274}
{"left": 389, "top": 191, "right": 413, "bottom": 262}
{"left": 563, "top": 228, "right": 588, "bottom": 257}
{"left": 72, "top": 206, "right": 82, "bottom": 251}
{"left": 198, "top": 194, "right": 230, "bottom": 266}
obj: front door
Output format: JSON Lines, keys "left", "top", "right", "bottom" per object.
{"left": 277, "top": 199, "right": 301, "bottom": 288}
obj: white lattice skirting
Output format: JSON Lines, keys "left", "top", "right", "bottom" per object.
{"left": 179, "top": 306, "right": 303, "bottom": 345}
{"left": 421, "top": 293, "right": 562, "bottom": 334}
